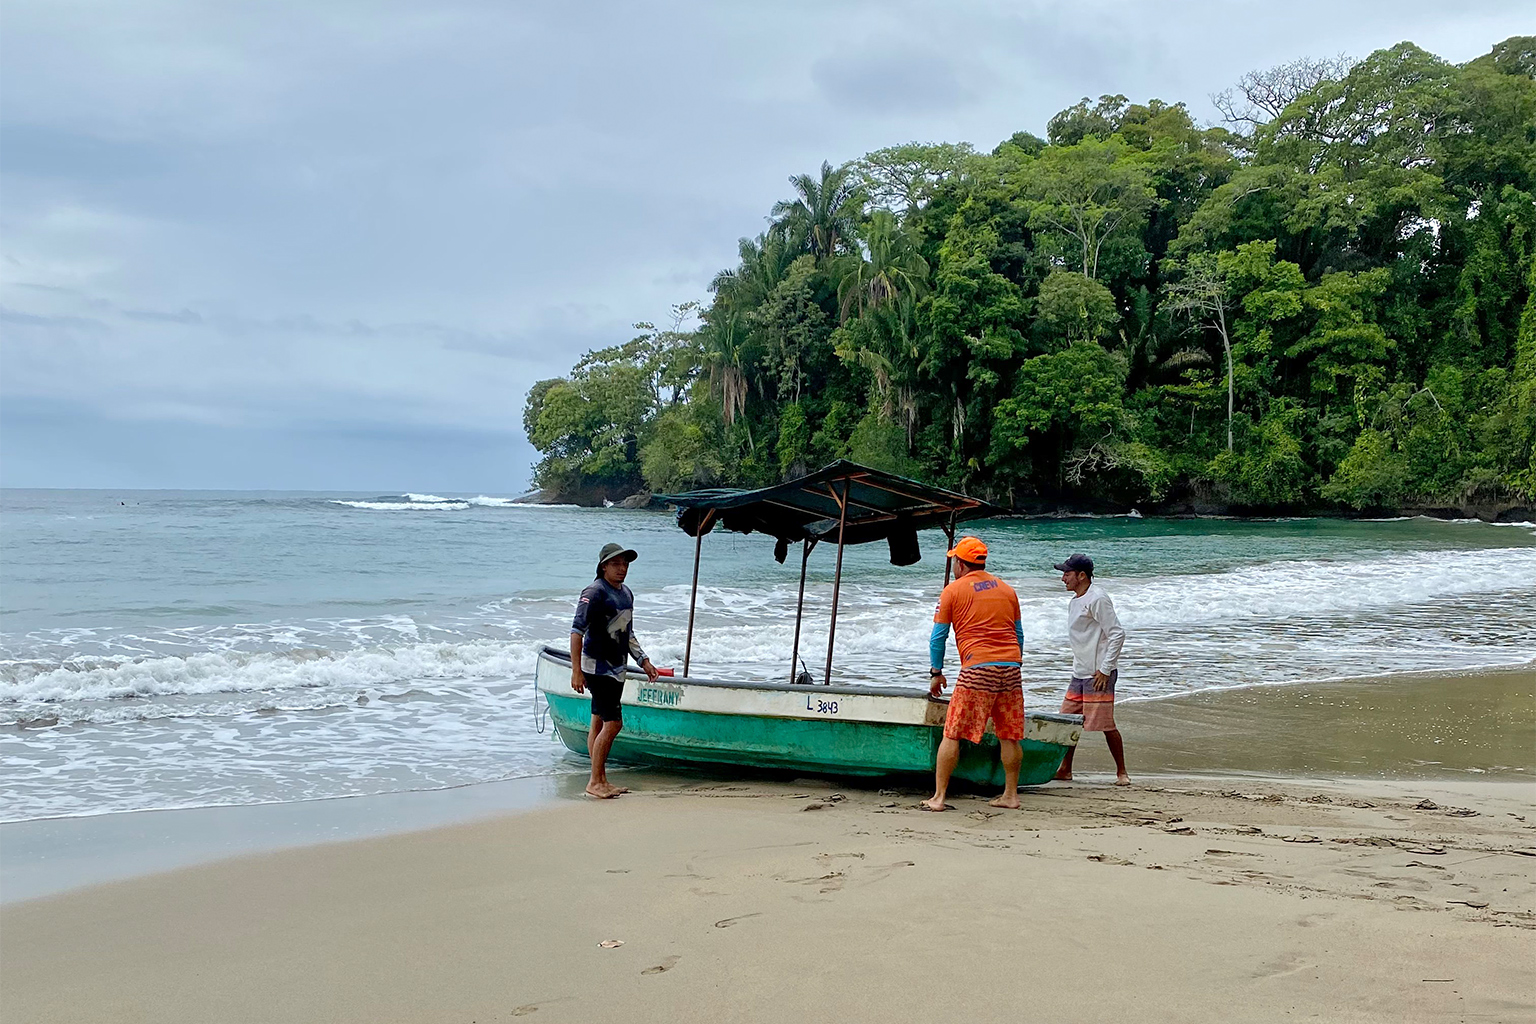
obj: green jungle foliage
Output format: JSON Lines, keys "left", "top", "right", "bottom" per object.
{"left": 525, "top": 38, "right": 1536, "bottom": 512}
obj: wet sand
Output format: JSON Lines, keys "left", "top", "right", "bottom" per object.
{"left": 1087, "top": 666, "right": 1535, "bottom": 780}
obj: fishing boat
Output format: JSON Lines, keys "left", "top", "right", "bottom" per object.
{"left": 536, "top": 461, "right": 1081, "bottom": 788}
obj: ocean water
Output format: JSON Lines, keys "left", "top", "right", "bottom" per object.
{"left": 2, "top": 489, "right": 1533, "bottom": 822}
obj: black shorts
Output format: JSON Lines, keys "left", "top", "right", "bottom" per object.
{"left": 587, "top": 674, "right": 624, "bottom": 723}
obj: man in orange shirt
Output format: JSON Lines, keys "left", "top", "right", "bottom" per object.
{"left": 922, "top": 536, "right": 1026, "bottom": 811}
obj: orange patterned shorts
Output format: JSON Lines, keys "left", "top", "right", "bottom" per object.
{"left": 943, "top": 665, "right": 1025, "bottom": 743}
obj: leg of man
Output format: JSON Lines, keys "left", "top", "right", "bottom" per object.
{"left": 987, "top": 681, "right": 1026, "bottom": 808}
{"left": 990, "top": 739, "right": 1022, "bottom": 809}
{"left": 1056, "top": 676, "right": 1089, "bottom": 781}
{"left": 1054, "top": 743, "right": 1075, "bottom": 781}
{"left": 585, "top": 677, "right": 629, "bottom": 799}
{"left": 926, "top": 680, "right": 993, "bottom": 811}
{"left": 587, "top": 719, "right": 625, "bottom": 798}
{"left": 1105, "top": 728, "right": 1130, "bottom": 785}
{"left": 922, "top": 737, "right": 960, "bottom": 811}
{"left": 585, "top": 715, "right": 607, "bottom": 798}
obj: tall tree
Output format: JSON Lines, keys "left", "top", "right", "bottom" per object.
{"left": 1023, "top": 138, "right": 1157, "bottom": 279}
{"left": 701, "top": 311, "right": 753, "bottom": 429}
{"left": 836, "top": 211, "right": 930, "bottom": 320}
{"left": 771, "top": 161, "right": 867, "bottom": 259}
{"left": 711, "top": 226, "right": 795, "bottom": 311}
{"left": 1211, "top": 55, "right": 1356, "bottom": 133}
{"left": 1164, "top": 256, "right": 1237, "bottom": 450}
{"left": 851, "top": 142, "right": 976, "bottom": 212}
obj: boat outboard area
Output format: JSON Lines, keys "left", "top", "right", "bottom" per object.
{"left": 537, "top": 460, "right": 1083, "bottom": 788}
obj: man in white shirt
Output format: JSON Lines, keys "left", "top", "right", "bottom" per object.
{"left": 1052, "top": 553, "right": 1130, "bottom": 785}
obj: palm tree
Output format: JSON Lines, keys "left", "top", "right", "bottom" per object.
{"left": 833, "top": 293, "right": 924, "bottom": 445}
{"left": 702, "top": 311, "right": 752, "bottom": 431}
{"left": 710, "top": 225, "right": 795, "bottom": 311}
{"left": 771, "top": 161, "right": 867, "bottom": 260}
{"left": 836, "top": 211, "right": 929, "bottom": 321}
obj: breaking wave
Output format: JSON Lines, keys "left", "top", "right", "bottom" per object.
{"left": 327, "top": 494, "right": 576, "bottom": 511}
{"left": 0, "top": 640, "right": 532, "bottom": 723}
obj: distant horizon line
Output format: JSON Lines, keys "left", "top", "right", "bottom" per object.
{"left": 0, "top": 485, "right": 540, "bottom": 495}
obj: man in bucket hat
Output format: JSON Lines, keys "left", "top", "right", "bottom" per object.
{"left": 570, "top": 542, "right": 660, "bottom": 798}
{"left": 922, "top": 536, "right": 1028, "bottom": 811}
{"left": 1052, "top": 553, "right": 1130, "bottom": 785}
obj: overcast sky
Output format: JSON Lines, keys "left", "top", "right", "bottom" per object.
{"left": 1, "top": 1, "right": 1526, "bottom": 491}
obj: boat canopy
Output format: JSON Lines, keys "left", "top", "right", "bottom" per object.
{"left": 659, "top": 461, "right": 1002, "bottom": 684}
{"left": 661, "top": 460, "right": 1001, "bottom": 554}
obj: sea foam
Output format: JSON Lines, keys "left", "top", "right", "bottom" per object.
{"left": 0, "top": 640, "right": 530, "bottom": 717}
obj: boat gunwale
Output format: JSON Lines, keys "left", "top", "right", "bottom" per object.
{"left": 535, "top": 646, "right": 1085, "bottom": 727}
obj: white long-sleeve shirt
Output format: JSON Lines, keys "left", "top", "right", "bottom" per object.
{"left": 1067, "top": 584, "right": 1125, "bottom": 678}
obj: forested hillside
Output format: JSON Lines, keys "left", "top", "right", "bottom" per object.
{"left": 524, "top": 38, "right": 1536, "bottom": 514}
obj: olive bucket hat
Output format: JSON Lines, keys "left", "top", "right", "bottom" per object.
{"left": 596, "top": 542, "right": 639, "bottom": 576}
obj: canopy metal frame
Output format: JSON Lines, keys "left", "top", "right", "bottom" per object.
{"left": 663, "top": 461, "right": 999, "bottom": 686}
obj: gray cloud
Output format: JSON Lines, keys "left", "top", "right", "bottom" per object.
{"left": 813, "top": 49, "right": 973, "bottom": 115}
{"left": 0, "top": 306, "right": 107, "bottom": 330}
{"left": 1, "top": 0, "right": 1528, "bottom": 489}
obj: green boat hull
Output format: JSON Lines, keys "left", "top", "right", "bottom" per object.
{"left": 544, "top": 690, "right": 1072, "bottom": 789}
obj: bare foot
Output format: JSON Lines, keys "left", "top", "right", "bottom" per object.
{"left": 988, "top": 794, "right": 1021, "bottom": 809}
{"left": 920, "top": 796, "right": 950, "bottom": 812}
{"left": 586, "top": 782, "right": 621, "bottom": 799}
{"left": 1053, "top": 771, "right": 1073, "bottom": 782}
{"left": 1115, "top": 774, "right": 1132, "bottom": 787}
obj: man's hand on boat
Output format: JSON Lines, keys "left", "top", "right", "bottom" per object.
{"left": 929, "top": 670, "right": 948, "bottom": 697}
{"left": 572, "top": 659, "right": 660, "bottom": 692}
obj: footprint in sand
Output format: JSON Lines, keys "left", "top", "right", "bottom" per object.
{"left": 1254, "top": 954, "right": 1317, "bottom": 979}
{"left": 714, "top": 913, "right": 763, "bottom": 929}
{"left": 642, "top": 956, "right": 682, "bottom": 975}
{"left": 1087, "top": 853, "right": 1134, "bottom": 866}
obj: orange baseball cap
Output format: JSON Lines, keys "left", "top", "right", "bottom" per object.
{"left": 946, "top": 536, "right": 988, "bottom": 563}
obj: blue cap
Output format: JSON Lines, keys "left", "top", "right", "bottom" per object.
{"left": 1053, "top": 553, "right": 1093, "bottom": 574}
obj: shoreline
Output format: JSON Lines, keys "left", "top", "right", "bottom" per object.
{"left": 0, "top": 773, "right": 568, "bottom": 904}
{"left": 4, "top": 773, "right": 1532, "bottom": 1023}
{"left": 4, "top": 666, "right": 1530, "bottom": 903}
{"left": 525, "top": 487, "right": 1536, "bottom": 525}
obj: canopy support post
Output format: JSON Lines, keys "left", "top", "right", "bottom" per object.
{"left": 823, "top": 478, "right": 850, "bottom": 686}
{"left": 788, "top": 538, "right": 813, "bottom": 683}
{"left": 683, "top": 511, "right": 712, "bottom": 678}
{"left": 942, "top": 513, "right": 957, "bottom": 588}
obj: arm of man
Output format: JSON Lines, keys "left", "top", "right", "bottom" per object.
{"left": 1092, "top": 592, "right": 1126, "bottom": 691}
{"left": 628, "top": 631, "right": 659, "bottom": 681}
{"left": 570, "top": 588, "right": 594, "bottom": 693}
{"left": 1011, "top": 587, "right": 1024, "bottom": 659}
{"left": 928, "top": 585, "right": 954, "bottom": 695}
{"left": 569, "top": 632, "right": 586, "bottom": 692}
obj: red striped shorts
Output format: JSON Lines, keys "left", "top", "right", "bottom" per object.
{"left": 944, "top": 664, "right": 1024, "bottom": 743}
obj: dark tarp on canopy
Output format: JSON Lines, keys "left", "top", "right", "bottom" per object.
{"left": 659, "top": 460, "right": 1002, "bottom": 565}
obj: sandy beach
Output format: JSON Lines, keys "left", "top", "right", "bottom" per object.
{"left": 4, "top": 767, "right": 1534, "bottom": 1024}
